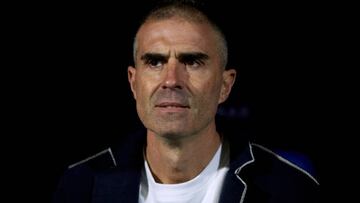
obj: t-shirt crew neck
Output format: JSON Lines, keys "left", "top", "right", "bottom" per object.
{"left": 139, "top": 144, "right": 229, "bottom": 203}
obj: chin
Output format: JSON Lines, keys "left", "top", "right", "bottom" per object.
{"left": 152, "top": 126, "right": 190, "bottom": 140}
{"left": 158, "top": 128, "right": 186, "bottom": 138}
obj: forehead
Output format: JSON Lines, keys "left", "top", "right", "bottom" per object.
{"left": 136, "top": 17, "right": 219, "bottom": 54}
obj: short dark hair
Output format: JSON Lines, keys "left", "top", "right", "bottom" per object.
{"left": 133, "top": 0, "right": 228, "bottom": 68}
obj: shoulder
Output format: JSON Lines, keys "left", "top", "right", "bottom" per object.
{"left": 53, "top": 130, "right": 147, "bottom": 202}
{"left": 250, "top": 143, "right": 319, "bottom": 186}
{"left": 244, "top": 143, "right": 320, "bottom": 202}
{"left": 62, "top": 129, "right": 146, "bottom": 174}
{"left": 62, "top": 147, "right": 118, "bottom": 183}
{"left": 52, "top": 148, "right": 117, "bottom": 203}
{"left": 68, "top": 148, "right": 117, "bottom": 170}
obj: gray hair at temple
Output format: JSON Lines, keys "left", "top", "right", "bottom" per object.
{"left": 133, "top": 1, "right": 228, "bottom": 69}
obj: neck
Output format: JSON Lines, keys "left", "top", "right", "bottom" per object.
{"left": 145, "top": 125, "right": 221, "bottom": 184}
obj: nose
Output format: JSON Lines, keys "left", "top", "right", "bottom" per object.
{"left": 162, "top": 60, "right": 184, "bottom": 89}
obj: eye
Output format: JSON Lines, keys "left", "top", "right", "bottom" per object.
{"left": 179, "top": 54, "right": 207, "bottom": 69}
{"left": 183, "top": 59, "right": 204, "bottom": 69}
{"left": 145, "top": 59, "right": 163, "bottom": 69}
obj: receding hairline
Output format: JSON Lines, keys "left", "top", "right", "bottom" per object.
{"left": 133, "top": 4, "right": 228, "bottom": 68}
{"left": 144, "top": 3, "right": 209, "bottom": 24}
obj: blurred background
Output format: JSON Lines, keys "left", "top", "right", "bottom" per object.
{"left": 8, "top": 1, "right": 323, "bottom": 201}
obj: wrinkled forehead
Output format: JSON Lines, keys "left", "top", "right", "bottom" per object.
{"left": 136, "top": 17, "right": 219, "bottom": 53}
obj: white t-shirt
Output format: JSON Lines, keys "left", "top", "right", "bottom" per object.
{"left": 138, "top": 144, "right": 229, "bottom": 203}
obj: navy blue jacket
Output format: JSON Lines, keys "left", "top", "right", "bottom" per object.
{"left": 53, "top": 131, "right": 319, "bottom": 203}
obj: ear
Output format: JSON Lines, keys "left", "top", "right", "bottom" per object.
{"left": 128, "top": 66, "right": 137, "bottom": 100}
{"left": 218, "top": 69, "right": 236, "bottom": 104}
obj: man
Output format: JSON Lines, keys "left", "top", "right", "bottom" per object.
{"left": 53, "top": 1, "right": 319, "bottom": 202}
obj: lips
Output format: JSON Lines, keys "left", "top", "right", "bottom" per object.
{"left": 155, "top": 102, "right": 190, "bottom": 108}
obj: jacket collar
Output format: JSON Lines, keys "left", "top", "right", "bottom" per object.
{"left": 219, "top": 139, "right": 255, "bottom": 203}
{"left": 92, "top": 130, "right": 146, "bottom": 203}
{"left": 91, "top": 130, "right": 255, "bottom": 203}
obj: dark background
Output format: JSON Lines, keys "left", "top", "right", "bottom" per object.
{"left": 8, "top": 1, "right": 324, "bottom": 202}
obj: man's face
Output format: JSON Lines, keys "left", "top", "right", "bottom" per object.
{"left": 128, "top": 17, "right": 235, "bottom": 138}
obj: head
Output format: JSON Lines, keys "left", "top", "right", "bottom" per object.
{"left": 128, "top": 2, "right": 236, "bottom": 139}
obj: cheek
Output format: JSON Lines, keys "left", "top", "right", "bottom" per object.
{"left": 197, "top": 75, "right": 222, "bottom": 96}
{"left": 134, "top": 83, "right": 151, "bottom": 123}
{"left": 135, "top": 82, "right": 149, "bottom": 104}
{"left": 192, "top": 78, "right": 222, "bottom": 108}
{"left": 134, "top": 76, "right": 157, "bottom": 109}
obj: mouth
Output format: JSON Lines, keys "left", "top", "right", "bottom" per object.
{"left": 155, "top": 102, "right": 190, "bottom": 109}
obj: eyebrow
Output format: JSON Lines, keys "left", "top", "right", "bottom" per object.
{"left": 139, "top": 52, "right": 209, "bottom": 63}
{"left": 140, "top": 53, "right": 169, "bottom": 62}
{"left": 176, "top": 52, "right": 209, "bottom": 63}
